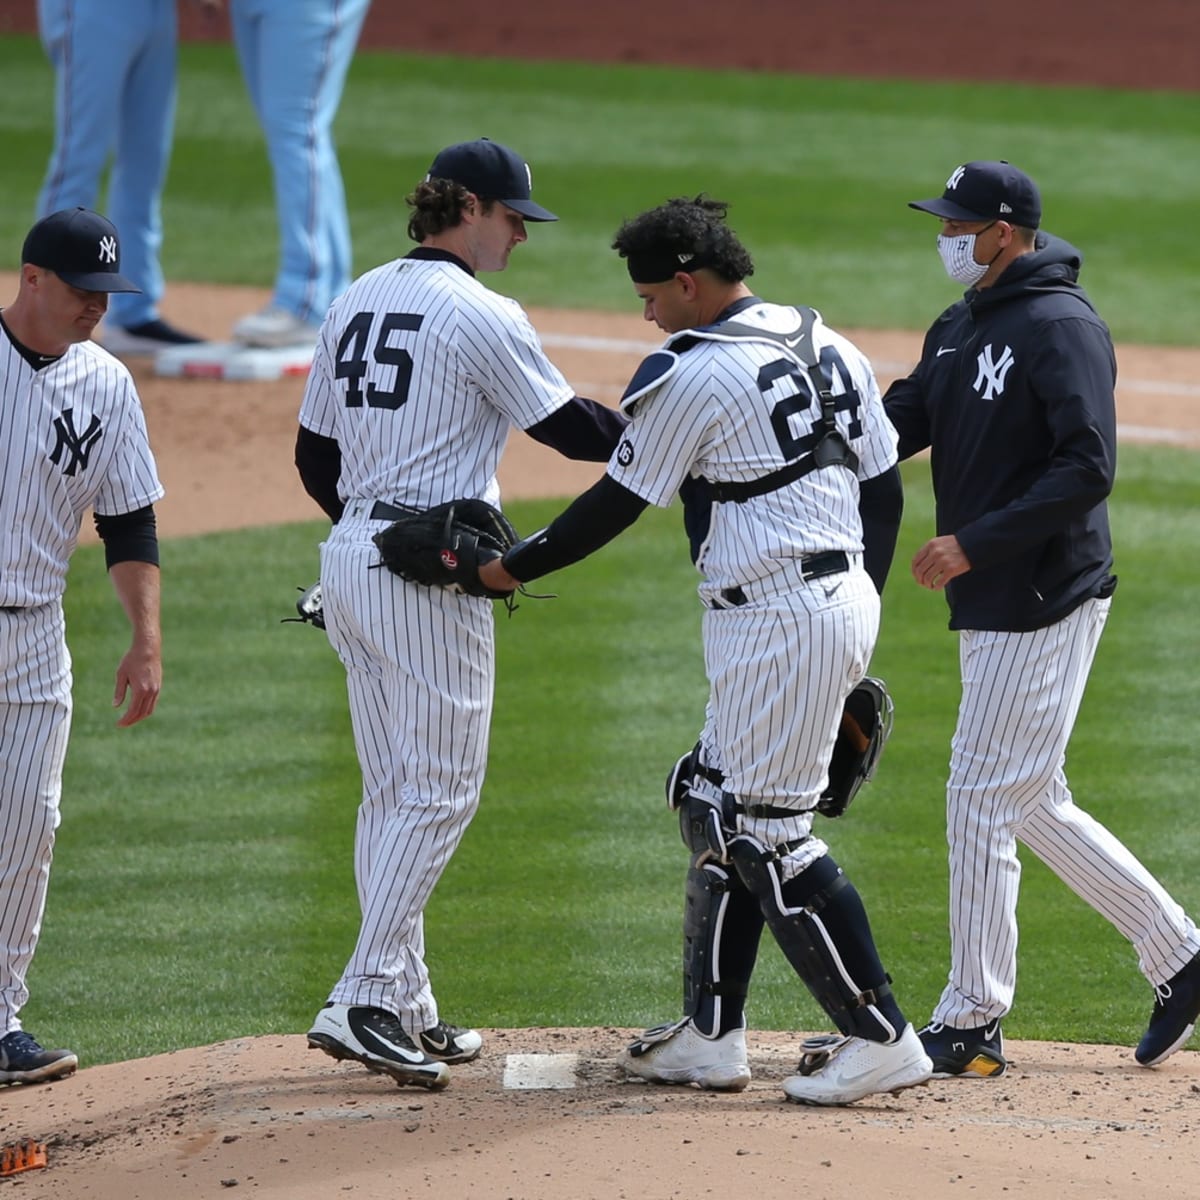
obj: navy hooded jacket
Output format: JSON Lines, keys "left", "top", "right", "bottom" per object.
{"left": 884, "top": 232, "right": 1117, "bottom": 631}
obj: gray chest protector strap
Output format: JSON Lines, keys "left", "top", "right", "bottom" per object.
{"left": 675, "top": 306, "right": 860, "bottom": 504}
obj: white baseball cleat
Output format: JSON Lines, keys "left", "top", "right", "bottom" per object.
{"left": 307, "top": 1002, "right": 450, "bottom": 1090}
{"left": 782, "top": 1023, "right": 932, "bottom": 1106}
{"left": 621, "top": 1017, "right": 751, "bottom": 1091}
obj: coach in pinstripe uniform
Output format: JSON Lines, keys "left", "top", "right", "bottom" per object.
{"left": 887, "top": 160, "right": 1200, "bottom": 1077}
{"left": 0, "top": 208, "right": 164, "bottom": 1086}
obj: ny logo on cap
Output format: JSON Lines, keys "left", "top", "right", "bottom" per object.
{"left": 946, "top": 166, "right": 967, "bottom": 190}
{"left": 98, "top": 235, "right": 117, "bottom": 264}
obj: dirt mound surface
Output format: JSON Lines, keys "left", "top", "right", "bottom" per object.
{"left": 4, "top": 1029, "right": 1199, "bottom": 1199}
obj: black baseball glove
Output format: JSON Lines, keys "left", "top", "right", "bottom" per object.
{"left": 371, "top": 498, "right": 519, "bottom": 601}
{"left": 817, "top": 676, "right": 895, "bottom": 818}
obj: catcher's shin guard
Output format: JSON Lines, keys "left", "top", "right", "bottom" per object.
{"left": 726, "top": 838, "right": 904, "bottom": 1041}
{"left": 682, "top": 857, "right": 762, "bottom": 1036}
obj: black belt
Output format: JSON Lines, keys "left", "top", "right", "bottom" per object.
{"left": 369, "top": 500, "right": 420, "bottom": 522}
{"left": 724, "top": 792, "right": 812, "bottom": 822}
{"left": 709, "top": 551, "right": 849, "bottom": 608}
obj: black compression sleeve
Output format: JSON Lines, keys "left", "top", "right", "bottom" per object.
{"left": 94, "top": 505, "right": 159, "bottom": 569}
{"left": 295, "top": 425, "right": 344, "bottom": 522}
{"left": 502, "top": 474, "right": 649, "bottom": 582}
{"left": 858, "top": 465, "right": 903, "bottom": 594}
{"left": 525, "top": 396, "right": 628, "bottom": 462}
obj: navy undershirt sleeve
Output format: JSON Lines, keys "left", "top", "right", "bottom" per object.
{"left": 525, "top": 396, "right": 628, "bottom": 462}
{"left": 858, "top": 465, "right": 903, "bottom": 594}
{"left": 295, "top": 425, "right": 344, "bottom": 522}
{"left": 94, "top": 505, "right": 160, "bottom": 569}
{"left": 502, "top": 475, "right": 648, "bottom": 582}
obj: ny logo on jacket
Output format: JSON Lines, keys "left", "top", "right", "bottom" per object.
{"left": 973, "top": 344, "right": 1015, "bottom": 400}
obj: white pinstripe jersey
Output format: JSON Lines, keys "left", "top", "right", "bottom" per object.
{"left": 607, "top": 302, "right": 898, "bottom": 587}
{"left": 0, "top": 326, "right": 164, "bottom": 607}
{"left": 298, "top": 255, "right": 575, "bottom": 508}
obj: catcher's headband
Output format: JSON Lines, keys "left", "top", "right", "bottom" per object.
{"left": 624, "top": 248, "right": 714, "bottom": 284}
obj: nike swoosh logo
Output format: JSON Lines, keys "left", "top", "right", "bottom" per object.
{"left": 784, "top": 334, "right": 804, "bottom": 349}
{"left": 422, "top": 1029, "right": 449, "bottom": 1051}
{"left": 822, "top": 582, "right": 843, "bottom": 598}
{"left": 358, "top": 1024, "right": 425, "bottom": 1064}
{"left": 936, "top": 347, "right": 956, "bottom": 357}
{"left": 983, "top": 1022, "right": 1000, "bottom": 1040}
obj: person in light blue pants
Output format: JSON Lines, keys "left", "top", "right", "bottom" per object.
{"left": 229, "top": 0, "right": 372, "bottom": 348}
{"left": 36, "top": 0, "right": 210, "bottom": 355}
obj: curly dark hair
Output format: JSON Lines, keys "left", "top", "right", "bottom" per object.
{"left": 611, "top": 195, "right": 754, "bottom": 283}
{"left": 406, "top": 178, "right": 497, "bottom": 242}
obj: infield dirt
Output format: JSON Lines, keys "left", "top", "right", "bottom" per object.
{"left": 2, "top": 3, "right": 1199, "bottom": 1195}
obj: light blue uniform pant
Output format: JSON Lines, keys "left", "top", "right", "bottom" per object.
{"left": 230, "top": 0, "right": 371, "bottom": 325}
{"left": 36, "top": 0, "right": 177, "bottom": 328}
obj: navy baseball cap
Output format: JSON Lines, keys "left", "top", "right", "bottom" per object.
{"left": 22, "top": 207, "right": 140, "bottom": 292}
{"left": 426, "top": 138, "right": 558, "bottom": 222}
{"left": 909, "top": 161, "right": 1041, "bottom": 229}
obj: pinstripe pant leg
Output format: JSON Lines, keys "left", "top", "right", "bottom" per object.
{"left": 322, "top": 534, "right": 492, "bottom": 1031}
{"left": 1, "top": 607, "right": 72, "bottom": 1034}
{"left": 935, "top": 598, "right": 1199, "bottom": 1027}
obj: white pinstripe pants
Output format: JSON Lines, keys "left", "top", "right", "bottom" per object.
{"left": 935, "top": 596, "right": 1200, "bottom": 1027}
{"left": 699, "top": 564, "right": 880, "bottom": 868}
{"left": 0, "top": 603, "right": 73, "bottom": 1035}
{"left": 319, "top": 521, "right": 493, "bottom": 1033}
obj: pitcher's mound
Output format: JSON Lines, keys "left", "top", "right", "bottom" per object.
{"left": 3, "top": 1028, "right": 1198, "bottom": 1199}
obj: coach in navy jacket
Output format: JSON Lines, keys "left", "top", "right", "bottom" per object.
{"left": 884, "top": 172, "right": 1116, "bottom": 632}
{"left": 883, "top": 160, "right": 1200, "bottom": 1081}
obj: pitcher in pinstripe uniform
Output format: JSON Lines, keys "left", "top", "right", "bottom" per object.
{"left": 0, "top": 208, "right": 164, "bottom": 1085}
{"left": 295, "top": 139, "right": 626, "bottom": 1088}
{"left": 481, "top": 196, "right": 933, "bottom": 1106}
{"left": 886, "top": 160, "right": 1200, "bottom": 1077}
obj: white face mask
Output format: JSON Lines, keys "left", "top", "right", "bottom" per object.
{"left": 937, "top": 229, "right": 995, "bottom": 286}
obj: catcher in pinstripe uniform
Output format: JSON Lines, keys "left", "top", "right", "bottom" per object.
{"left": 482, "top": 195, "right": 930, "bottom": 1106}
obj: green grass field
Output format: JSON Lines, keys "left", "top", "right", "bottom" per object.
{"left": 20, "top": 447, "right": 1199, "bottom": 1066}
{"left": 2, "top": 35, "right": 1198, "bottom": 1068}
{"left": 1, "top": 37, "right": 1198, "bottom": 342}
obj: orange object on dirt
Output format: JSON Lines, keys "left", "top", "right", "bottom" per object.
{"left": 0, "top": 1138, "right": 48, "bottom": 1176}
